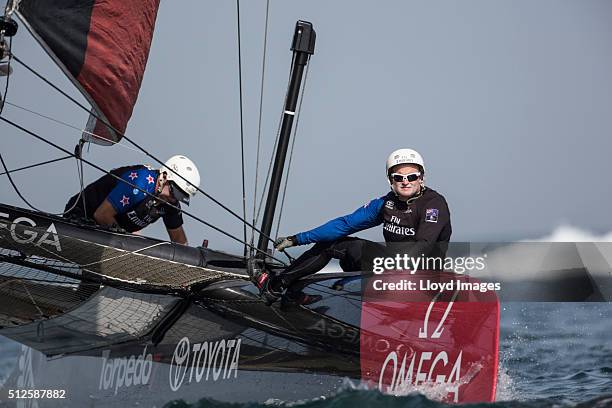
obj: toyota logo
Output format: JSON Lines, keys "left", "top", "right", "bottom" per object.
{"left": 169, "top": 337, "right": 190, "bottom": 391}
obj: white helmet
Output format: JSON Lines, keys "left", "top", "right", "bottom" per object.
{"left": 160, "top": 155, "right": 200, "bottom": 205}
{"left": 385, "top": 148, "right": 425, "bottom": 176}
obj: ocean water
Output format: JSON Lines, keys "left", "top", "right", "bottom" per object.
{"left": 1, "top": 302, "right": 610, "bottom": 407}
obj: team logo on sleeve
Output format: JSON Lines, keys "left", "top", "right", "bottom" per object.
{"left": 425, "top": 208, "right": 439, "bottom": 223}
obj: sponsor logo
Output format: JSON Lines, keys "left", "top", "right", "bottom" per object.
{"left": 169, "top": 337, "right": 241, "bottom": 392}
{"left": 307, "top": 319, "right": 359, "bottom": 344}
{"left": 99, "top": 347, "right": 153, "bottom": 395}
{"left": 126, "top": 211, "right": 153, "bottom": 228}
{"left": 383, "top": 222, "right": 415, "bottom": 236}
{"left": 0, "top": 213, "right": 62, "bottom": 252}
{"left": 379, "top": 349, "right": 463, "bottom": 402}
{"left": 385, "top": 201, "right": 394, "bottom": 209}
{"left": 425, "top": 208, "right": 439, "bottom": 223}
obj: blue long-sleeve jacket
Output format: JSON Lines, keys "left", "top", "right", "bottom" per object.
{"left": 294, "top": 188, "right": 452, "bottom": 245}
{"left": 294, "top": 197, "right": 385, "bottom": 245}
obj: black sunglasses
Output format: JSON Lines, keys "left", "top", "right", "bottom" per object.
{"left": 169, "top": 182, "right": 190, "bottom": 205}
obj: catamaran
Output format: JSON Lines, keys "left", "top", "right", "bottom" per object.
{"left": 2, "top": 0, "right": 574, "bottom": 405}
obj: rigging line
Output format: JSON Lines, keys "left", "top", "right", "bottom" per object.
{"left": 2, "top": 101, "right": 143, "bottom": 155}
{"left": 19, "top": 280, "right": 45, "bottom": 318}
{"left": 77, "top": 242, "right": 167, "bottom": 268}
{"left": 0, "top": 154, "right": 72, "bottom": 176}
{"left": 253, "top": 53, "right": 297, "bottom": 233}
{"left": 273, "top": 58, "right": 311, "bottom": 261}
{"left": 0, "top": 115, "right": 288, "bottom": 265}
{"left": 10, "top": 54, "right": 278, "bottom": 246}
{"left": 250, "top": 0, "right": 271, "bottom": 253}
{"left": 236, "top": 0, "right": 247, "bottom": 258}
{"left": 0, "top": 151, "right": 78, "bottom": 216}
{"left": 0, "top": 37, "right": 12, "bottom": 115}
{"left": 0, "top": 152, "right": 59, "bottom": 215}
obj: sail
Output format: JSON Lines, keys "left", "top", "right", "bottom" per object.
{"left": 16, "top": 0, "right": 160, "bottom": 145}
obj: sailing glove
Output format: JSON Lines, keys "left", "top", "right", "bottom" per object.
{"left": 274, "top": 236, "right": 297, "bottom": 251}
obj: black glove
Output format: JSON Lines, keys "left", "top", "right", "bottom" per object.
{"left": 274, "top": 236, "right": 296, "bottom": 251}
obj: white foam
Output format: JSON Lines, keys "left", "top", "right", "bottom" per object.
{"left": 525, "top": 225, "right": 612, "bottom": 242}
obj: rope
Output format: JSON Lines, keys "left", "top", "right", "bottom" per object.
{"left": 0, "top": 154, "right": 72, "bottom": 176}
{"left": 0, "top": 115, "right": 289, "bottom": 265}
{"left": 0, "top": 152, "right": 82, "bottom": 216}
{"left": 236, "top": 0, "right": 248, "bottom": 258}
{"left": 250, "top": 53, "right": 297, "bottom": 255}
{"left": 3, "top": 101, "right": 144, "bottom": 154}
{"left": 250, "top": 0, "right": 271, "bottom": 255}
{"left": 273, "top": 58, "right": 311, "bottom": 260}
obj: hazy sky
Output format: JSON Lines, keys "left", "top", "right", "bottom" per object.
{"left": 1, "top": 0, "right": 611, "bottom": 252}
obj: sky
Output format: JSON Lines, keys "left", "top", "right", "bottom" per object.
{"left": 1, "top": 0, "right": 611, "bottom": 252}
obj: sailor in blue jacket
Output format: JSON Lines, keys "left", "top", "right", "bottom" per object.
{"left": 64, "top": 155, "right": 200, "bottom": 244}
{"left": 256, "top": 148, "right": 451, "bottom": 304}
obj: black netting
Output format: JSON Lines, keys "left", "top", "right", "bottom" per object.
{"left": 1, "top": 222, "right": 239, "bottom": 292}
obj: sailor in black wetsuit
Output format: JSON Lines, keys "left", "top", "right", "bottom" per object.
{"left": 64, "top": 155, "right": 200, "bottom": 244}
{"left": 256, "top": 148, "right": 451, "bottom": 304}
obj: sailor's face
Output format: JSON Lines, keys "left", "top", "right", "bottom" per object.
{"left": 389, "top": 164, "right": 423, "bottom": 200}
{"left": 158, "top": 181, "right": 178, "bottom": 204}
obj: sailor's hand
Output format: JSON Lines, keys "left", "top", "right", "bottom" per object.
{"left": 274, "top": 236, "right": 296, "bottom": 251}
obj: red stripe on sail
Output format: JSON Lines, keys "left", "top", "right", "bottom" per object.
{"left": 76, "top": 0, "right": 160, "bottom": 144}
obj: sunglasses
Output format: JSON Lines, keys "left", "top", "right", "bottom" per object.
{"left": 169, "top": 181, "right": 190, "bottom": 205}
{"left": 390, "top": 172, "right": 421, "bottom": 183}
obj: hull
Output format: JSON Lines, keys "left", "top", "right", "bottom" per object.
{"left": 0, "top": 203, "right": 500, "bottom": 406}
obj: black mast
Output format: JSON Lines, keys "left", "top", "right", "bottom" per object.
{"left": 256, "top": 20, "right": 316, "bottom": 257}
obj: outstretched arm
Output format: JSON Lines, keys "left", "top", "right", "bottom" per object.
{"left": 294, "top": 197, "right": 385, "bottom": 245}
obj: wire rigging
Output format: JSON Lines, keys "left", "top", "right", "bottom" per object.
{"left": 0, "top": 115, "right": 288, "bottom": 265}
{"left": 250, "top": 0, "right": 270, "bottom": 256}
{"left": 235, "top": 0, "right": 248, "bottom": 258}
{"left": 9, "top": 53, "right": 279, "bottom": 248}
{"left": 3, "top": 101, "right": 144, "bottom": 154}
{"left": 0, "top": 152, "right": 77, "bottom": 215}
{"left": 0, "top": 155, "right": 72, "bottom": 176}
{"left": 273, "top": 58, "right": 311, "bottom": 260}
{"left": 251, "top": 53, "right": 297, "bottom": 255}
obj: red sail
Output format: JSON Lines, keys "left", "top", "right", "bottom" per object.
{"left": 17, "top": 0, "right": 160, "bottom": 145}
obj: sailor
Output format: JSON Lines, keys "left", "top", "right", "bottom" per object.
{"left": 257, "top": 148, "right": 451, "bottom": 304}
{"left": 64, "top": 155, "right": 200, "bottom": 244}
